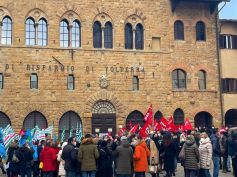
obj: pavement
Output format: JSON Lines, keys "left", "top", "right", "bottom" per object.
{"left": 0, "top": 164, "right": 234, "bottom": 177}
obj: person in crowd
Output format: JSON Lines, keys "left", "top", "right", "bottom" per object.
{"left": 220, "top": 130, "right": 228, "bottom": 173}
{"left": 163, "top": 132, "right": 176, "bottom": 177}
{"left": 62, "top": 137, "right": 77, "bottom": 177}
{"left": 32, "top": 140, "right": 40, "bottom": 177}
{"left": 230, "top": 130, "right": 237, "bottom": 177}
{"left": 199, "top": 132, "right": 212, "bottom": 177}
{"left": 210, "top": 128, "right": 221, "bottom": 177}
{"left": 57, "top": 142, "right": 68, "bottom": 177}
{"left": 40, "top": 140, "right": 57, "bottom": 177}
{"left": 7, "top": 140, "right": 20, "bottom": 177}
{"left": 73, "top": 142, "right": 81, "bottom": 177}
{"left": 149, "top": 134, "right": 159, "bottom": 177}
{"left": 78, "top": 134, "right": 99, "bottom": 177}
{"left": 183, "top": 135, "right": 200, "bottom": 177}
{"left": 16, "top": 141, "right": 34, "bottom": 177}
{"left": 133, "top": 135, "right": 150, "bottom": 177}
{"left": 52, "top": 140, "right": 61, "bottom": 177}
{"left": 0, "top": 155, "right": 6, "bottom": 174}
{"left": 96, "top": 140, "right": 113, "bottom": 177}
{"left": 113, "top": 136, "right": 133, "bottom": 177}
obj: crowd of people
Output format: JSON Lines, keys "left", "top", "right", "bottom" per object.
{"left": 2, "top": 127, "right": 237, "bottom": 177}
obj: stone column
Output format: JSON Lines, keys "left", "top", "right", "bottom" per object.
{"left": 83, "top": 112, "right": 92, "bottom": 134}
{"left": 133, "top": 27, "right": 136, "bottom": 50}
{"left": 35, "top": 23, "right": 39, "bottom": 45}
{"left": 69, "top": 24, "right": 73, "bottom": 47}
{"left": 102, "top": 26, "right": 105, "bottom": 49}
{"left": 0, "top": 21, "right": 2, "bottom": 44}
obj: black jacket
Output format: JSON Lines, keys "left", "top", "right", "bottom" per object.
{"left": 61, "top": 143, "right": 77, "bottom": 171}
{"left": 16, "top": 146, "right": 34, "bottom": 174}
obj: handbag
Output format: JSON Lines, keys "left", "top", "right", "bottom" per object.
{"left": 149, "top": 157, "right": 157, "bottom": 174}
{"left": 39, "top": 162, "right": 43, "bottom": 169}
{"left": 179, "top": 145, "right": 185, "bottom": 161}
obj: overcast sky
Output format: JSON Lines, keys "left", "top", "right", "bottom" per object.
{"left": 219, "top": 0, "right": 237, "bottom": 19}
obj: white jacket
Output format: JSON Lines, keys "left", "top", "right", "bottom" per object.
{"left": 198, "top": 138, "right": 212, "bottom": 169}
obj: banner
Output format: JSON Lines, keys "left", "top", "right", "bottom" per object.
{"left": 143, "top": 104, "right": 153, "bottom": 125}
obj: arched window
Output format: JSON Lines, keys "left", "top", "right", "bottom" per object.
{"left": 173, "top": 108, "right": 184, "bottom": 125}
{"left": 59, "top": 111, "right": 82, "bottom": 140}
{"left": 38, "top": 18, "right": 47, "bottom": 46}
{"left": 154, "top": 111, "right": 163, "bottom": 122}
{"left": 1, "top": 16, "right": 12, "bottom": 45}
{"left": 60, "top": 20, "right": 69, "bottom": 47}
{"left": 198, "top": 70, "right": 206, "bottom": 90}
{"left": 132, "top": 76, "right": 139, "bottom": 91}
{"left": 23, "top": 111, "right": 47, "bottom": 130}
{"left": 126, "top": 110, "right": 144, "bottom": 129}
{"left": 135, "top": 23, "right": 144, "bottom": 50}
{"left": 104, "top": 22, "right": 113, "bottom": 49}
{"left": 172, "top": 69, "right": 186, "bottom": 89}
{"left": 72, "top": 20, "right": 81, "bottom": 48}
{"left": 93, "top": 21, "right": 102, "bottom": 48}
{"left": 26, "top": 18, "right": 36, "bottom": 45}
{"left": 0, "top": 111, "right": 11, "bottom": 128}
{"left": 196, "top": 21, "right": 206, "bottom": 41}
{"left": 174, "top": 20, "right": 184, "bottom": 40}
{"left": 125, "top": 23, "right": 133, "bottom": 49}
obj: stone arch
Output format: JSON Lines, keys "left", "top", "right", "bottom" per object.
{"left": 92, "top": 101, "right": 116, "bottom": 114}
{"left": 225, "top": 109, "right": 237, "bottom": 128}
{"left": 194, "top": 111, "right": 213, "bottom": 128}
{"left": 0, "top": 105, "right": 14, "bottom": 122}
{"left": 59, "top": 10, "right": 82, "bottom": 25}
{"left": 56, "top": 4, "right": 86, "bottom": 24}
{"left": 125, "top": 14, "right": 145, "bottom": 30}
{"left": 93, "top": 12, "right": 113, "bottom": 28}
{"left": 0, "top": 111, "right": 11, "bottom": 128}
{"left": 85, "top": 90, "right": 125, "bottom": 117}
{"left": 0, "top": 6, "right": 13, "bottom": 22}
{"left": 123, "top": 8, "right": 146, "bottom": 27}
{"left": 126, "top": 110, "right": 144, "bottom": 129}
{"left": 23, "top": 111, "right": 48, "bottom": 129}
{"left": 25, "top": 8, "right": 48, "bottom": 22}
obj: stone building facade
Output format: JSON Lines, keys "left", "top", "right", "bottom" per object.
{"left": 0, "top": 0, "right": 223, "bottom": 136}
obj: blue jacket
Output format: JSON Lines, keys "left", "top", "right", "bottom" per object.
{"left": 210, "top": 134, "right": 221, "bottom": 157}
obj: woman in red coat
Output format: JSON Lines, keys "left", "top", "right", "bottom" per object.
{"left": 40, "top": 140, "right": 57, "bottom": 177}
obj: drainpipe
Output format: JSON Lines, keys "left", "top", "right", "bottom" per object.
{"left": 215, "top": 1, "right": 227, "bottom": 126}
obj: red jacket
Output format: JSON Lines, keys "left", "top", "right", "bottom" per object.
{"left": 40, "top": 146, "right": 57, "bottom": 172}
{"left": 133, "top": 141, "right": 150, "bottom": 172}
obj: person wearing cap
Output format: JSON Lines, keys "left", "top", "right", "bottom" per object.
{"left": 78, "top": 134, "right": 99, "bottom": 177}
{"left": 113, "top": 136, "right": 133, "bottom": 177}
{"left": 183, "top": 135, "right": 200, "bottom": 177}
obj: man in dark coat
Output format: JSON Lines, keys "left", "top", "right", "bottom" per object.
{"left": 7, "top": 140, "right": 19, "bottom": 177}
{"left": 62, "top": 137, "right": 77, "bottom": 177}
{"left": 114, "top": 136, "right": 133, "bottom": 177}
{"left": 16, "top": 142, "right": 34, "bottom": 177}
{"left": 210, "top": 128, "right": 221, "bottom": 177}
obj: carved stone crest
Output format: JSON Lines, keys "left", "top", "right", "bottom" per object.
{"left": 99, "top": 74, "right": 109, "bottom": 89}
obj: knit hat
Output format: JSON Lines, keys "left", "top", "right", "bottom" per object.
{"left": 121, "top": 136, "right": 127, "bottom": 141}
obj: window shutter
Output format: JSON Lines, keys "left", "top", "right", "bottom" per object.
{"left": 232, "top": 35, "right": 237, "bottom": 49}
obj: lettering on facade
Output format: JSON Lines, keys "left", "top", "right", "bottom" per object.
{"left": 26, "top": 64, "right": 74, "bottom": 73}
{"left": 105, "top": 66, "right": 145, "bottom": 73}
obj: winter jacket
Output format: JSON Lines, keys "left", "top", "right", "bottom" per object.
{"left": 114, "top": 140, "right": 133, "bottom": 175}
{"left": 133, "top": 141, "right": 150, "bottom": 172}
{"left": 183, "top": 138, "right": 200, "bottom": 170}
{"left": 149, "top": 140, "right": 159, "bottom": 165}
{"left": 16, "top": 146, "right": 34, "bottom": 175}
{"left": 199, "top": 137, "right": 212, "bottom": 169}
{"left": 210, "top": 134, "right": 221, "bottom": 157}
{"left": 164, "top": 141, "right": 177, "bottom": 172}
{"left": 7, "top": 142, "right": 20, "bottom": 173}
{"left": 220, "top": 134, "right": 228, "bottom": 157}
{"left": 78, "top": 138, "right": 99, "bottom": 171}
{"left": 40, "top": 146, "right": 57, "bottom": 172}
{"left": 61, "top": 143, "right": 77, "bottom": 171}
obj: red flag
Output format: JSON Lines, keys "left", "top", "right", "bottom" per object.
{"left": 118, "top": 127, "right": 126, "bottom": 137}
{"left": 139, "top": 122, "right": 150, "bottom": 138}
{"left": 154, "top": 119, "right": 161, "bottom": 131}
{"left": 183, "top": 118, "right": 193, "bottom": 131}
{"left": 143, "top": 104, "right": 153, "bottom": 125}
{"left": 167, "top": 117, "right": 179, "bottom": 132}
{"left": 129, "top": 121, "right": 133, "bottom": 129}
{"left": 129, "top": 124, "right": 139, "bottom": 134}
{"left": 159, "top": 117, "right": 168, "bottom": 130}
{"left": 19, "top": 129, "right": 25, "bottom": 136}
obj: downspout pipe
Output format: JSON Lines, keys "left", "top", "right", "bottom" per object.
{"left": 215, "top": 1, "right": 227, "bottom": 127}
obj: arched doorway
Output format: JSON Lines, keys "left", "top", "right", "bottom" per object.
{"left": 126, "top": 110, "right": 144, "bottom": 129}
{"left": 59, "top": 111, "right": 82, "bottom": 140}
{"left": 0, "top": 111, "right": 11, "bottom": 128}
{"left": 225, "top": 109, "right": 237, "bottom": 127}
{"left": 23, "top": 111, "right": 47, "bottom": 130}
{"left": 194, "top": 111, "right": 213, "bottom": 128}
{"left": 154, "top": 111, "right": 163, "bottom": 122}
{"left": 92, "top": 101, "right": 116, "bottom": 135}
{"left": 173, "top": 108, "right": 185, "bottom": 125}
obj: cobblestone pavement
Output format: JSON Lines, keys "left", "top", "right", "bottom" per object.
{"left": 0, "top": 164, "right": 234, "bottom": 177}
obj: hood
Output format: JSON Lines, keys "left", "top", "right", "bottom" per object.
{"left": 43, "top": 146, "right": 52, "bottom": 152}
{"left": 61, "top": 142, "right": 68, "bottom": 150}
{"left": 137, "top": 141, "right": 147, "bottom": 148}
{"left": 121, "top": 140, "right": 130, "bottom": 148}
{"left": 200, "top": 137, "right": 211, "bottom": 145}
{"left": 82, "top": 138, "right": 94, "bottom": 145}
